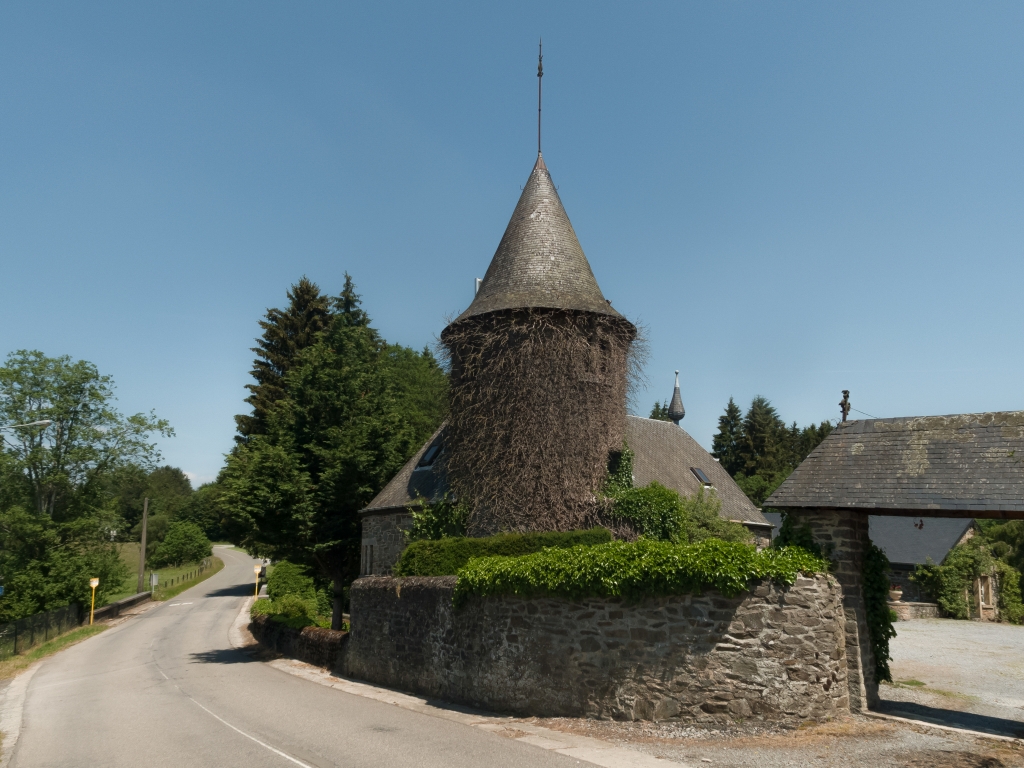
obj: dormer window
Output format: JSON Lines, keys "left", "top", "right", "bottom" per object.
{"left": 416, "top": 444, "right": 441, "bottom": 470}
{"left": 690, "top": 467, "right": 713, "bottom": 488}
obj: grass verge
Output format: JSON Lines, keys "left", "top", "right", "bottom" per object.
{"left": 0, "top": 625, "right": 107, "bottom": 681}
{"left": 152, "top": 556, "right": 224, "bottom": 601}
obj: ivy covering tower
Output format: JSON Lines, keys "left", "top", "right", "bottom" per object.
{"left": 440, "top": 153, "right": 638, "bottom": 534}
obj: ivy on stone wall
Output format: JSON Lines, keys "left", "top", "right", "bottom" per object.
{"left": 452, "top": 538, "right": 828, "bottom": 608}
{"left": 913, "top": 541, "right": 1024, "bottom": 624}
{"left": 862, "top": 541, "right": 897, "bottom": 683}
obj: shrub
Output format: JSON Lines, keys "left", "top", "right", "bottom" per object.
{"left": 407, "top": 493, "right": 469, "bottom": 541}
{"left": 912, "top": 540, "right": 1023, "bottom": 624}
{"left": 395, "top": 528, "right": 613, "bottom": 577}
{"left": 250, "top": 594, "right": 328, "bottom": 629}
{"left": 452, "top": 538, "right": 829, "bottom": 608}
{"left": 150, "top": 521, "right": 211, "bottom": 568}
{"left": 603, "top": 445, "right": 750, "bottom": 545}
{"left": 862, "top": 541, "right": 897, "bottom": 683}
{"left": 267, "top": 560, "right": 315, "bottom": 601}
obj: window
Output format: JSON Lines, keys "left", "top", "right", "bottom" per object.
{"left": 690, "top": 467, "right": 713, "bottom": 488}
{"left": 416, "top": 443, "right": 441, "bottom": 470}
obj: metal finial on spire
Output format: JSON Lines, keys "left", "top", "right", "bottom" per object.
{"left": 537, "top": 39, "right": 543, "bottom": 155}
{"left": 668, "top": 370, "right": 686, "bottom": 426}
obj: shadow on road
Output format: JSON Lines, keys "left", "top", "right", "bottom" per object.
{"left": 875, "top": 700, "right": 1024, "bottom": 739}
{"left": 190, "top": 648, "right": 258, "bottom": 665}
{"left": 202, "top": 584, "right": 254, "bottom": 598}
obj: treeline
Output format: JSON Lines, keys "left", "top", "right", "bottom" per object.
{"left": 711, "top": 396, "right": 833, "bottom": 506}
{"left": 216, "top": 275, "right": 447, "bottom": 628}
{"left": 0, "top": 351, "right": 173, "bottom": 622}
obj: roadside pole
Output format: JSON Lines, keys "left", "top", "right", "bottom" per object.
{"left": 89, "top": 578, "right": 99, "bottom": 624}
{"left": 254, "top": 564, "right": 261, "bottom": 598}
{"left": 136, "top": 497, "right": 149, "bottom": 593}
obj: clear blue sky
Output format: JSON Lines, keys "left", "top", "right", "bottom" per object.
{"left": 2, "top": 3, "right": 1023, "bottom": 485}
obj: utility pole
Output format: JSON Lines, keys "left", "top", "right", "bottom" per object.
{"left": 136, "top": 497, "right": 149, "bottom": 593}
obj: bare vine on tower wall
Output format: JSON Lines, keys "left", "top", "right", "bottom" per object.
{"left": 440, "top": 309, "right": 643, "bottom": 535}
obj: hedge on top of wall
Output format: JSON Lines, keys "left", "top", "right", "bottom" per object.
{"left": 452, "top": 538, "right": 829, "bottom": 608}
{"left": 394, "top": 527, "right": 613, "bottom": 577}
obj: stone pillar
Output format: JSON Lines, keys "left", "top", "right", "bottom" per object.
{"left": 784, "top": 508, "right": 879, "bottom": 712}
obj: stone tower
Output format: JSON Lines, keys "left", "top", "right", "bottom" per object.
{"left": 441, "top": 153, "right": 637, "bottom": 535}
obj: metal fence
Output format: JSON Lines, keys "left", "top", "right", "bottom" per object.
{"left": 0, "top": 603, "right": 81, "bottom": 661}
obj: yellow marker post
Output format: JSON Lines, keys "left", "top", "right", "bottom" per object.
{"left": 89, "top": 578, "right": 99, "bottom": 625}
{"left": 254, "top": 563, "right": 262, "bottom": 598}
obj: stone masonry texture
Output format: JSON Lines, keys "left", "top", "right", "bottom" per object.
{"left": 784, "top": 508, "right": 879, "bottom": 712}
{"left": 342, "top": 574, "right": 849, "bottom": 722}
{"left": 360, "top": 511, "right": 413, "bottom": 576}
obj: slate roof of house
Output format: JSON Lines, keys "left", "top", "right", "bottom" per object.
{"left": 764, "top": 411, "right": 1024, "bottom": 514}
{"left": 450, "top": 154, "right": 623, "bottom": 324}
{"left": 363, "top": 416, "right": 770, "bottom": 528}
{"left": 761, "top": 511, "right": 974, "bottom": 566}
{"left": 867, "top": 516, "right": 976, "bottom": 567}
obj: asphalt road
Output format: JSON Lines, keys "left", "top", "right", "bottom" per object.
{"left": 10, "top": 547, "right": 584, "bottom": 768}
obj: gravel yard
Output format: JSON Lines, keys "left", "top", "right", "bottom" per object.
{"left": 880, "top": 618, "right": 1024, "bottom": 737}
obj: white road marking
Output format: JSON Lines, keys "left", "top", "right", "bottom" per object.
{"left": 185, "top": 696, "right": 317, "bottom": 768}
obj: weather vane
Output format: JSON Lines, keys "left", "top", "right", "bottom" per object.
{"left": 537, "top": 39, "right": 543, "bottom": 155}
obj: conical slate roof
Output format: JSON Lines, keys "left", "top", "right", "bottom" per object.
{"left": 668, "top": 370, "right": 685, "bottom": 425}
{"left": 453, "top": 154, "right": 621, "bottom": 323}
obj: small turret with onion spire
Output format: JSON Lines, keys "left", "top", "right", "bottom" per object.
{"left": 667, "top": 370, "right": 686, "bottom": 426}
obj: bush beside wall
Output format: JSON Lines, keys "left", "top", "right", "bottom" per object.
{"left": 395, "top": 527, "right": 612, "bottom": 577}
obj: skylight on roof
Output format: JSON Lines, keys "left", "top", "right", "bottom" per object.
{"left": 416, "top": 444, "right": 441, "bottom": 469}
{"left": 690, "top": 467, "right": 713, "bottom": 487}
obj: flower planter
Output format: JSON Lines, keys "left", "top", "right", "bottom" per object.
{"left": 888, "top": 590, "right": 903, "bottom": 602}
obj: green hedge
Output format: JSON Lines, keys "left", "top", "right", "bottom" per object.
{"left": 452, "top": 538, "right": 829, "bottom": 608}
{"left": 395, "top": 528, "right": 613, "bottom": 577}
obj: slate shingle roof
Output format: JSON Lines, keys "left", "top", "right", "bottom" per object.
{"left": 764, "top": 411, "right": 1024, "bottom": 515}
{"left": 866, "top": 516, "right": 976, "bottom": 567}
{"left": 363, "top": 416, "right": 770, "bottom": 529}
{"left": 761, "top": 511, "right": 975, "bottom": 566}
{"left": 451, "top": 154, "right": 622, "bottom": 323}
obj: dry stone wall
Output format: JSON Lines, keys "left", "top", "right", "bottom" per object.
{"left": 342, "top": 574, "right": 849, "bottom": 721}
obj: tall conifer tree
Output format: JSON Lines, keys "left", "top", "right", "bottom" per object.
{"left": 711, "top": 397, "right": 744, "bottom": 475}
{"left": 235, "top": 278, "right": 330, "bottom": 440}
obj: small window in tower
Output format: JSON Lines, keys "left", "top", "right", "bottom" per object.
{"left": 416, "top": 444, "right": 441, "bottom": 470}
{"left": 690, "top": 467, "right": 713, "bottom": 488}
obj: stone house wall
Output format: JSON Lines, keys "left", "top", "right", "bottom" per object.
{"left": 359, "top": 510, "right": 412, "bottom": 576}
{"left": 341, "top": 574, "right": 849, "bottom": 721}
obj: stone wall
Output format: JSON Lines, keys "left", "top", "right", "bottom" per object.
{"left": 783, "top": 508, "right": 878, "bottom": 712}
{"left": 250, "top": 615, "right": 348, "bottom": 669}
{"left": 889, "top": 601, "right": 941, "bottom": 621}
{"left": 359, "top": 510, "right": 413, "bottom": 576}
{"left": 342, "top": 574, "right": 849, "bottom": 721}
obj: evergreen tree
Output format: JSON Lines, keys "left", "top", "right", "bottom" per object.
{"left": 235, "top": 277, "right": 331, "bottom": 440}
{"left": 649, "top": 401, "right": 671, "bottom": 421}
{"left": 739, "top": 396, "right": 787, "bottom": 477}
{"left": 711, "top": 397, "right": 744, "bottom": 475}
{"left": 221, "top": 277, "right": 420, "bottom": 628}
{"left": 386, "top": 345, "right": 449, "bottom": 447}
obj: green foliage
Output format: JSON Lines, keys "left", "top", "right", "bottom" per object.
{"left": 602, "top": 449, "right": 750, "bottom": 545}
{"left": 452, "top": 538, "right": 829, "bottom": 608}
{"left": 649, "top": 401, "right": 671, "bottom": 422}
{"left": 385, "top": 345, "right": 449, "bottom": 448}
{"left": 408, "top": 493, "right": 469, "bottom": 542}
{"left": 396, "top": 528, "right": 613, "bottom": 577}
{"left": 914, "top": 540, "right": 1024, "bottom": 624}
{"left": 0, "top": 506, "right": 129, "bottom": 622}
{"left": 996, "top": 561, "right": 1024, "bottom": 624}
{"left": 222, "top": 275, "right": 441, "bottom": 627}
{"left": 250, "top": 594, "right": 328, "bottom": 629}
{"left": 862, "top": 541, "right": 897, "bottom": 683}
{"left": 0, "top": 351, "right": 167, "bottom": 621}
{"left": 712, "top": 395, "right": 832, "bottom": 505}
{"left": 235, "top": 277, "right": 331, "bottom": 440}
{"left": 607, "top": 483, "right": 686, "bottom": 541}
{"left": 0, "top": 350, "right": 172, "bottom": 518}
{"left": 266, "top": 560, "right": 316, "bottom": 601}
{"left": 772, "top": 511, "right": 824, "bottom": 558}
{"left": 149, "top": 521, "right": 211, "bottom": 568}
